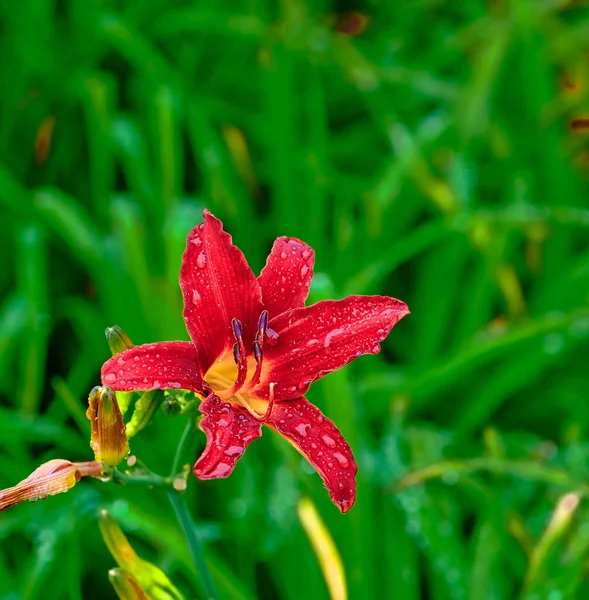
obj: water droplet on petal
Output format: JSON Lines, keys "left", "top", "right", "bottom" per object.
{"left": 333, "top": 452, "right": 349, "bottom": 468}
{"left": 281, "top": 251, "right": 287, "bottom": 259}
{"left": 190, "top": 237, "right": 202, "bottom": 246}
{"left": 208, "top": 463, "right": 232, "bottom": 478}
{"left": 104, "top": 373, "right": 116, "bottom": 384}
{"left": 225, "top": 446, "right": 244, "bottom": 456}
{"left": 302, "top": 250, "right": 310, "bottom": 259}
{"left": 311, "top": 442, "right": 317, "bottom": 449}
{"left": 292, "top": 422, "right": 311, "bottom": 437}
{"left": 153, "top": 381, "right": 162, "bottom": 388}
{"left": 168, "top": 381, "right": 181, "bottom": 389}
{"left": 372, "top": 345, "right": 380, "bottom": 353}
{"left": 300, "top": 265, "right": 309, "bottom": 277}
{"left": 134, "top": 356, "right": 140, "bottom": 362}
{"left": 321, "top": 434, "right": 336, "bottom": 448}
{"left": 118, "top": 369, "right": 124, "bottom": 376}
{"left": 117, "top": 358, "right": 125, "bottom": 366}
{"left": 197, "top": 251, "right": 207, "bottom": 268}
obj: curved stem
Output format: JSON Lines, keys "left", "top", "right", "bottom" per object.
{"left": 170, "top": 418, "right": 194, "bottom": 477}
{"left": 167, "top": 490, "right": 219, "bottom": 600}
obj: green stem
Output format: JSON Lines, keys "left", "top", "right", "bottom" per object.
{"left": 170, "top": 418, "right": 194, "bottom": 477}
{"left": 110, "top": 467, "right": 172, "bottom": 487}
{"left": 168, "top": 490, "right": 219, "bottom": 600}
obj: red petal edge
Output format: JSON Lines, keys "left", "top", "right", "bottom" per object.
{"left": 266, "top": 397, "right": 357, "bottom": 513}
{"left": 256, "top": 295, "right": 409, "bottom": 400}
{"left": 194, "top": 395, "right": 263, "bottom": 479}
{"left": 258, "top": 236, "right": 315, "bottom": 318}
{"left": 180, "top": 210, "right": 262, "bottom": 373}
{"left": 101, "top": 341, "right": 203, "bottom": 392}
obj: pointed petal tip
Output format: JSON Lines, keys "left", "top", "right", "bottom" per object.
{"left": 266, "top": 398, "right": 357, "bottom": 512}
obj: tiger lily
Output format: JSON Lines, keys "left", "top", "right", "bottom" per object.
{"left": 101, "top": 210, "right": 408, "bottom": 512}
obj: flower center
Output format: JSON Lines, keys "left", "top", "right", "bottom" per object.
{"left": 203, "top": 311, "right": 278, "bottom": 419}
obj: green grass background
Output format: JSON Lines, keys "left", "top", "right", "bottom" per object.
{"left": 1, "top": 0, "right": 589, "bottom": 598}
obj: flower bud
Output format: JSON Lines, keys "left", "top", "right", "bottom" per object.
{"left": 0, "top": 459, "right": 102, "bottom": 512}
{"left": 124, "top": 389, "right": 164, "bottom": 439}
{"left": 87, "top": 386, "right": 130, "bottom": 466}
{"left": 105, "top": 325, "right": 134, "bottom": 355}
{"left": 109, "top": 569, "right": 149, "bottom": 600}
{"left": 100, "top": 511, "right": 184, "bottom": 600}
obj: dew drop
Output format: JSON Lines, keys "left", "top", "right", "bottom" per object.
{"left": 306, "top": 338, "right": 319, "bottom": 346}
{"left": 321, "top": 434, "right": 336, "bottom": 448}
{"left": 372, "top": 345, "right": 380, "bottom": 353}
{"left": 190, "top": 237, "right": 202, "bottom": 246}
{"left": 292, "top": 422, "right": 311, "bottom": 437}
{"left": 117, "top": 358, "right": 125, "bottom": 366}
{"left": 333, "top": 452, "right": 349, "bottom": 468}
{"left": 311, "top": 442, "right": 317, "bottom": 449}
{"left": 118, "top": 369, "right": 124, "bottom": 376}
{"left": 104, "top": 373, "right": 116, "bottom": 384}
{"left": 217, "top": 418, "right": 229, "bottom": 428}
{"left": 324, "top": 328, "right": 344, "bottom": 348}
{"left": 192, "top": 289, "right": 201, "bottom": 303}
{"left": 300, "top": 265, "right": 309, "bottom": 277}
{"left": 153, "top": 381, "right": 162, "bottom": 388}
{"left": 208, "top": 463, "right": 232, "bottom": 478}
{"left": 197, "top": 251, "right": 207, "bottom": 268}
{"left": 302, "top": 250, "right": 310, "bottom": 259}
{"left": 281, "top": 275, "right": 286, "bottom": 283}
{"left": 134, "top": 356, "right": 140, "bottom": 362}
{"left": 143, "top": 378, "right": 149, "bottom": 384}
{"left": 168, "top": 382, "right": 181, "bottom": 389}
{"left": 225, "top": 446, "right": 244, "bottom": 456}
{"left": 280, "top": 251, "right": 287, "bottom": 259}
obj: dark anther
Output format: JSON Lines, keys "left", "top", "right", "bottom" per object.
{"left": 232, "top": 318, "right": 242, "bottom": 340}
{"left": 258, "top": 310, "right": 268, "bottom": 336}
{"left": 265, "top": 327, "right": 280, "bottom": 346}
{"left": 253, "top": 340, "right": 262, "bottom": 363}
{"left": 233, "top": 342, "right": 241, "bottom": 364}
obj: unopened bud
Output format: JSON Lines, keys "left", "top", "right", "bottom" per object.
{"left": 109, "top": 569, "right": 149, "bottom": 600}
{"left": 87, "top": 386, "right": 130, "bottom": 466}
{"left": 100, "top": 511, "right": 185, "bottom": 600}
{"left": 0, "top": 459, "right": 102, "bottom": 512}
{"left": 106, "top": 326, "right": 134, "bottom": 356}
{"left": 125, "top": 390, "right": 164, "bottom": 439}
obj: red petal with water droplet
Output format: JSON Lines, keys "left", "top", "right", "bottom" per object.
{"left": 101, "top": 342, "right": 203, "bottom": 392}
{"left": 194, "top": 395, "right": 263, "bottom": 479}
{"left": 180, "top": 210, "right": 263, "bottom": 373}
{"left": 266, "top": 397, "right": 357, "bottom": 513}
{"left": 258, "top": 237, "right": 315, "bottom": 317}
{"left": 255, "top": 296, "right": 409, "bottom": 400}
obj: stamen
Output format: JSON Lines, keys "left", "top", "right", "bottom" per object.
{"left": 253, "top": 340, "right": 262, "bottom": 363}
{"left": 232, "top": 318, "right": 242, "bottom": 340}
{"left": 258, "top": 310, "right": 268, "bottom": 337}
{"left": 232, "top": 342, "right": 241, "bottom": 364}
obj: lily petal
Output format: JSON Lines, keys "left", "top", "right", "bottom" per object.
{"left": 257, "top": 296, "right": 409, "bottom": 400}
{"left": 194, "top": 395, "right": 262, "bottom": 479}
{"left": 258, "top": 237, "right": 315, "bottom": 317}
{"left": 266, "top": 398, "right": 357, "bottom": 513}
{"left": 101, "top": 342, "right": 202, "bottom": 392}
{"left": 180, "top": 210, "right": 263, "bottom": 373}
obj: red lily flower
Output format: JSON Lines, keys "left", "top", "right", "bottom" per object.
{"left": 101, "top": 210, "right": 408, "bottom": 512}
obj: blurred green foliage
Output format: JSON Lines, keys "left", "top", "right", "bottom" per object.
{"left": 1, "top": 0, "right": 589, "bottom": 598}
